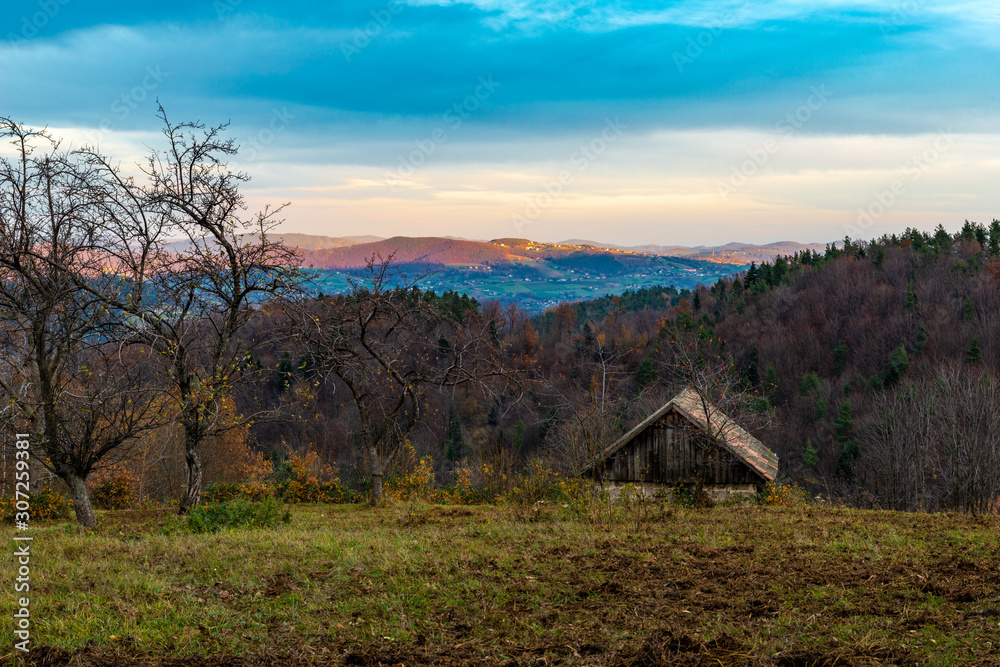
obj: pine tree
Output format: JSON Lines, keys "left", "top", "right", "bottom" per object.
{"left": 445, "top": 416, "right": 464, "bottom": 461}
{"left": 965, "top": 338, "right": 982, "bottom": 363}
{"left": 883, "top": 344, "right": 910, "bottom": 387}
{"left": 833, "top": 339, "right": 850, "bottom": 375}
{"left": 914, "top": 321, "right": 928, "bottom": 353}
{"left": 989, "top": 219, "right": 1000, "bottom": 255}
{"left": 763, "top": 363, "right": 779, "bottom": 403}
{"left": 834, "top": 402, "right": 860, "bottom": 478}
{"left": 772, "top": 256, "right": 789, "bottom": 285}
{"left": 904, "top": 282, "right": 917, "bottom": 310}
{"left": 974, "top": 223, "right": 988, "bottom": 246}
{"left": 962, "top": 297, "right": 975, "bottom": 322}
{"left": 488, "top": 320, "right": 500, "bottom": 346}
{"left": 872, "top": 245, "right": 885, "bottom": 267}
{"left": 933, "top": 224, "right": 952, "bottom": 252}
{"left": 634, "top": 355, "right": 658, "bottom": 386}
{"left": 758, "top": 263, "right": 774, "bottom": 288}
{"left": 802, "top": 438, "right": 818, "bottom": 468}
{"left": 799, "top": 372, "right": 821, "bottom": 395}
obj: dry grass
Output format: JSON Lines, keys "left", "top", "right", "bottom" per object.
{"left": 2, "top": 502, "right": 998, "bottom": 666}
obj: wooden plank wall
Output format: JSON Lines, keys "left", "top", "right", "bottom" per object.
{"left": 603, "top": 411, "right": 757, "bottom": 485}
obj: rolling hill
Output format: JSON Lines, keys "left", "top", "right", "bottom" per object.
{"left": 303, "top": 237, "right": 512, "bottom": 269}
{"left": 300, "top": 236, "right": 719, "bottom": 274}
{"left": 303, "top": 236, "right": 745, "bottom": 312}
{"left": 560, "top": 239, "right": 831, "bottom": 264}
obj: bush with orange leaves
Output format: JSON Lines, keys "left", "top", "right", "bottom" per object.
{"left": 758, "top": 481, "right": 810, "bottom": 507}
{"left": 507, "top": 458, "right": 572, "bottom": 505}
{"left": 423, "top": 463, "right": 496, "bottom": 505}
{"left": 90, "top": 468, "right": 140, "bottom": 510}
{"left": 0, "top": 488, "right": 73, "bottom": 521}
{"left": 276, "top": 448, "right": 361, "bottom": 504}
{"left": 387, "top": 454, "right": 436, "bottom": 502}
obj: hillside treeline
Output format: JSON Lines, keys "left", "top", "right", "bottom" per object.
{"left": 246, "top": 222, "right": 1000, "bottom": 514}
{"left": 5, "top": 115, "right": 999, "bottom": 524}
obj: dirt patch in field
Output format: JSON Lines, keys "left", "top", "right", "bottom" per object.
{"left": 263, "top": 572, "right": 298, "bottom": 598}
{"left": 27, "top": 646, "right": 324, "bottom": 666}
{"left": 28, "top": 637, "right": 922, "bottom": 667}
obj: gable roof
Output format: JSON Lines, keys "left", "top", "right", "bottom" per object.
{"left": 586, "top": 387, "right": 778, "bottom": 482}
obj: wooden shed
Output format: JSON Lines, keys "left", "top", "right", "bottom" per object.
{"left": 584, "top": 388, "right": 778, "bottom": 500}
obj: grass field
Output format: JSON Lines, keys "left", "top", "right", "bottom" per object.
{"left": 3, "top": 502, "right": 999, "bottom": 666}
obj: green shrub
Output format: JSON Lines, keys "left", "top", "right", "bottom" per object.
{"left": 185, "top": 496, "right": 291, "bottom": 534}
{"left": 203, "top": 481, "right": 274, "bottom": 503}
{"left": 275, "top": 478, "right": 363, "bottom": 504}
{"left": 672, "top": 484, "right": 714, "bottom": 509}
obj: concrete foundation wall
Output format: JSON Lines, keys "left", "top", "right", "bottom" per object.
{"left": 598, "top": 481, "right": 757, "bottom": 502}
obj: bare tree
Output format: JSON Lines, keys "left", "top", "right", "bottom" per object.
{"left": 0, "top": 118, "right": 167, "bottom": 526}
{"left": 668, "top": 337, "right": 773, "bottom": 440}
{"left": 925, "top": 365, "right": 1000, "bottom": 514}
{"left": 285, "top": 255, "right": 518, "bottom": 504}
{"left": 856, "top": 381, "right": 934, "bottom": 511}
{"left": 59, "top": 106, "right": 302, "bottom": 512}
{"left": 856, "top": 365, "right": 1000, "bottom": 514}
{"left": 545, "top": 326, "right": 654, "bottom": 476}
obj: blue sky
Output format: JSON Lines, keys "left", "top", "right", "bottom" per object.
{"left": 3, "top": 0, "right": 998, "bottom": 245}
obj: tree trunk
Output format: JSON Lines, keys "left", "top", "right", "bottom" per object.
{"left": 178, "top": 443, "right": 204, "bottom": 514}
{"left": 369, "top": 445, "right": 383, "bottom": 506}
{"left": 66, "top": 473, "right": 97, "bottom": 529}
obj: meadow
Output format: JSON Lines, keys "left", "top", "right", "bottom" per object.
{"left": 3, "top": 500, "right": 999, "bottom": 666}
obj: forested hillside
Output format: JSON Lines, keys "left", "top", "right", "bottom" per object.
{"left": 7, "top": 112, "right": 994, "bottom": 523}
{"left": 238, "top": 222, "right": 1000, "bottom": 514}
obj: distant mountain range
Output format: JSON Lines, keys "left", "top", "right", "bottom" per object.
{"left": 159, "top": 233, "right": 831, "bottom": 311}
{"left": 164, "top": 233, "right": 829, "bottom": 268}
{"left": 559, "top": 239, "right": 831, "bottom": 264}
{"left": 289, "top": 235, "right": 829, "bottom": 270}
{"left": 300, "top": 237, "right": 672, "bottom": 272}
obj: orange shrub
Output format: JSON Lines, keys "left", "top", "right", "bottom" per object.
{"left": 759, "top": 481, "right": 810, "bottom": 507}
{"left": 0, "top": 488, "right": 73, "bottom": 522}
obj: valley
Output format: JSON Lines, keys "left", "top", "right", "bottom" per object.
{"left": 293, "top": 235, "right": 760, "bottom": 311}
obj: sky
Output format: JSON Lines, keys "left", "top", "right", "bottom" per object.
{"left": 2, "top": 0, "right": 998, "bottom": 246}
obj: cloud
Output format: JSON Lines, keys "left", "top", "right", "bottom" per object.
{"left": 2, "top": 0, "right": 997, "bottom": 245}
